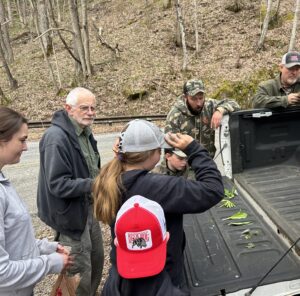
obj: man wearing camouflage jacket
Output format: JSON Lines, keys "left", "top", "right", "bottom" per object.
{"left": 165, "top": 79, "right": 240, "bottom": 158}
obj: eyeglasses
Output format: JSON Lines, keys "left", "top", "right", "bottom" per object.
{"left": 73, "top": 105, "right": 96, "bottom": 112}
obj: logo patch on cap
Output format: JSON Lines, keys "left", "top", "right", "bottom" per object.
{"left": 126, "top": 230, "right": 153, "bottom": 250}
{"left": 290, "top": 55, "right": 300, "bottom": 62}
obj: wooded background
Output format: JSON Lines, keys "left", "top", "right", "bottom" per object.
{"left": 0, "top": 0, "right": 299, "bottom": 120}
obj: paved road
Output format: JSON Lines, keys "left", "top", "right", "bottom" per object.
{"left": 2, "top": 133, "right": 118, "bottom": 215}
{"left": 2, "top": 131, "right": 224, "bottom": 215}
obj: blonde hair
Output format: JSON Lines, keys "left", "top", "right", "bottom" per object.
{"left": 93, "top": 149, "right": 158, "bottom": 224}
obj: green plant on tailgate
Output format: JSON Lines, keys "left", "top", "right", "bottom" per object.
{"left": 220, "top": 186, "right": 238, "bottom": 208}
{"left": 223, "top": 210, "right": 248, "bottom": 220}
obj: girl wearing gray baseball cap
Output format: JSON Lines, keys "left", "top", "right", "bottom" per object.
{"left": 93, "top": 119, "right": 224, "bottom": 292}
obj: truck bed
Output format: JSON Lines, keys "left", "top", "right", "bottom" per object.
{"left": 183, "top": 176, "right": 300, "bottom": 296}
{"left": 234, "top": 163, "right": 300, "bottom": 254}
{"left": 183, "top": 108, "right": 300, "bottom": 295}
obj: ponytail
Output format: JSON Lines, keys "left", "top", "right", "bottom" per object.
{"left": 93, "top": 149, "right": 159, "bottom": 224}
{"left": 93, "top": 158, "right": 124, "bottom": 224}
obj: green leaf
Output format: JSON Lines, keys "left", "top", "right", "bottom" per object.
{"left": 220, "top": 199, "right": 236, "bottom": 208}
{"left": 223, "top": 210, "right": 248, "bottom": 220}
{"left": 245, "top": 243, "right": 256, "bottom": 249}
{"left": 224, "top": 186, "right": 238, "bottom": 199}
{"left": 228, "top": 221, "right": 252, "bottom": 226}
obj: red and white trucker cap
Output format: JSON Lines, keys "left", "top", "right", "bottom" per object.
{"left": 114, "top": 195, "right": 167, "bottom": 279}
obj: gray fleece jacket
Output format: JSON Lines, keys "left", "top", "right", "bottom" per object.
{"left": 0, "top": 171, "right": 63, "bottom": 296}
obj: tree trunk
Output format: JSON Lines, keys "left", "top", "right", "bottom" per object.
{"left": 37, "top": 0, "right": 52, "bottom": 56}
{"left": 21, "top": 0, "right": 27, "bottom": 26}
{"left": 29, "top": 0, "right": 59, "bottom": 92}
{"left": 175, "top": 0, "right": 188, "bottom": 70}
{"left": 289, "top": 0, "right": 300, "bottom": 51}
{"left": 0, "top": 84, "right": 8, "bottom": 104}
{"left": 257, "top": 0, "right": 272, "bottom": 51}
{"left": 68, "top": 0, "right": 87, "bottom": 79}
{"left": 15, "top": 0, "right": 25, "bottom": 27}
{"left": 0, "top": 26, "right": 18, "bottom": 89}
{"left": 163, "top": 0, "right": 172, "bottom": 9}
{"left": 273, "top": 0, "right": 281, "bottom": 18}
{"left": 193, "top": 0, "right": 199, "bottom": 55}
{"left": 6, "top": 0, "right": 12, "bottom": 23}
{"left": 0, "top": 0, "right": 14, "bottom": 62}
{"left": 80, "top": 0, "right": 92, "bottom": 75}
{"left": 56, "top": 0, "right": 61, "bottom": 22}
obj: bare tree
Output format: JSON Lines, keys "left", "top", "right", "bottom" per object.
{"left": 193, "top": 0, "right": 199, "bottom": 55}
{"left": 0, "top": 0, "right": 13, "bottom": 62}
{"left": 68, "top": 0, "right": 88, "bottom": 79}
{"left": 163, "top": 0, "right": 172, "bottom": 9}
{"left": 29, "top": 0, "right": 59, "bottom": 92}
{"left": 6, "top": 0, "right": 12, "bottom": 23}
{"left": 81, "top": 0, "right": 92, "bottom": 75}
{"left": 175, "top": 0, "right": 188, "bottom": 70}
{"left": 0, "top": 84, "right": 8, "bottom": 104}
{"left": 37, "top": 0, "right": 52, "bottom": 55}
{"left": 48, "top": 0, "right": 80, "bottom": 64}
{"left": 0, "top": 25, "right": 18, "bottom": 89}
{"left": 15, "top": 0, "right": 27, "bottom": 27}
{"left": 257, "top": 0, "right": 272, "bottom": 51}
{"left": 270, "top": 0, "right": 281, "bottom": 23}
{"left": 289, "top": 0, "right": 300, "bottom": 51}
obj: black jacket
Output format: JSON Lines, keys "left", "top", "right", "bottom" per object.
{"left": 102, "top": 266, "right": 190, "bottom": 296}
{"left": 37, "top": 110, "right": 100, "bottom": 240}
{"left": 110, "top": 140, "right": 224, "bottom": 287}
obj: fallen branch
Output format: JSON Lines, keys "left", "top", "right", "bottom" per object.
{"left": 34, "top": 28, "right": 74, "bottom": 41}
{"left": 48, "top": 0, "right": 81, "bottom": 65}
{"left": 92, "top": 22, "right": 121, "bottom": 58}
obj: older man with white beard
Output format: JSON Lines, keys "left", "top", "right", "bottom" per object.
{"left": 253, "top": 51, "right": 300, "bottom": 108}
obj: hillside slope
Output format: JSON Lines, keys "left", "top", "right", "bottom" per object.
{"left": 0, "top": 0, "right": 297, "bottom": 120}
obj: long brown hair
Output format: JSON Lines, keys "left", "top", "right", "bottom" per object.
{"left": 93, "top": 149, "right": 157, "bottom": 224}
{"left": 0, "top": 107, "right": 28, "bottom": 143}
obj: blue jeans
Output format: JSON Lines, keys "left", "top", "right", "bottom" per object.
{"left": 58, "top": 206, "right": 104, "bottom": 296}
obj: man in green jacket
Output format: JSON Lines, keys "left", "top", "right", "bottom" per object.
{"left": 165, "top": 79, "right": 240, "bottom": 158}
{"left": 253, "top": 51, "right": 300, "bottom": 108}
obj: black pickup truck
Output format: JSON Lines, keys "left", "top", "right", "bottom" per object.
{"left": 183, "top": 108, "right": 300, "bottom": 296}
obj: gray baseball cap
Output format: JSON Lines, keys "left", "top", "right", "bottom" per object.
{"left": 281, "top": 52, "right": 300, "bottom": 68}
{"left": 172, "top": 149, "right": 187, "bottom": 158}
{"left": 119, "top": 119, "right": 172, "bottom": 153}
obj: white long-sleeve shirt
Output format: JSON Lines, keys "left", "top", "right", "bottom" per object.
{"left": 0, "top": 172, "right": 63, "bottom": 296}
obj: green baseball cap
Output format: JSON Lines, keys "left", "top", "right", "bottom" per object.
{"left": 184, "top": 79, "right": 205, "bottom": 96}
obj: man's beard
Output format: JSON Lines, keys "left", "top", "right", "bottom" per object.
{"left": 186, "top": 100, "right": 203, "bottom": 115}
{"left": 286, "top": 77, "right": 298, "bottom": 86}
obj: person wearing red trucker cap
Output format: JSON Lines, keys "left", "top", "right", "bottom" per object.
{"left": 102, "top": 195, "right": 189, "bottom": 296}
{"left": 253, "top": 51, "right": 300, "bottom": 108}
{"left": 93, "top": 119, "right": 224, "bottom": 290}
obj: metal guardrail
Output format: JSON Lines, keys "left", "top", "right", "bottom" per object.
{"left": 28, "top": 114, "right": 167, "bottom": 129}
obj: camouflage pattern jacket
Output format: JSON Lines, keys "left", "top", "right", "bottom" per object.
{"left": 152, "top": 159, "right": 190, "bottom": 179}
{"left": 165, "top": 95, "right": 240, "bottom": 157}
{"left": 253, "top": 75, "right": 300, "bottom": 108}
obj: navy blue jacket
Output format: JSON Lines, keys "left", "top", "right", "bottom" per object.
{"left": 110, "top": 140, "right": 224, "bottom": 287}
{"left": 102, "top": 266, "right": 190, "bottom": 296}
{"left": 37, "top": 110, "right": 100, "bottom": 240}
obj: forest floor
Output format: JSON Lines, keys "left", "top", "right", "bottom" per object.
{"left": 1, "top": 0, "right": 298, "bottom": 123}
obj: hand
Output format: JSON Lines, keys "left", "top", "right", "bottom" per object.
{"left": 210, "top": 110, "right": 223, "bottom": 129}
{"left": 287, "top": 93, "right": 300, "bottom": 105}
{"left": 61, "top": 253, "right": 74, "bottom": 270}
{"left": 165, "top": 133, "right": 193, "bottom": 150}
{"left": 57, "top": 243, "right": 70, "bottom": 255}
